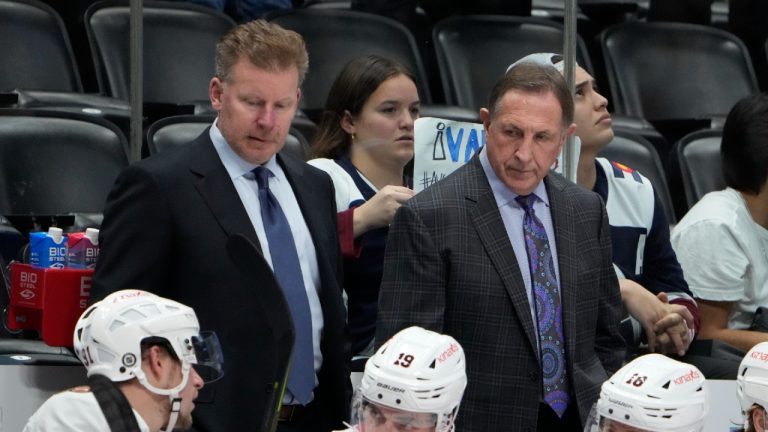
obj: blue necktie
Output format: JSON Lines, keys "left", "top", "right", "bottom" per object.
{"left": 516, "top": 194, "right": 570, "bottom": 417}
{"left": 252, "top": 166, "right": 314, "bottom": 405}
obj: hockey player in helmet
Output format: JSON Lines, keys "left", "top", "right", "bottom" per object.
{"left": 737, "top": 342, "right": 768, "bottom": 432}
{"left": 585, "top": 354, "right": 708, "bottom": 432}
{"left": 24, "top": 289, "right": 223, "bottom": 432}
{"left": 337, "top": 326, "right": 467, "bottom": 432}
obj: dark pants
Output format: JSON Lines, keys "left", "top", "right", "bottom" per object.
{"left": 679, "top": 339, "right": 744, "bottom": 379}
{"left": 537, "top": 402, "right": 582, "bottom": 431}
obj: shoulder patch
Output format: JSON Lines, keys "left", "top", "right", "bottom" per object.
{"left": 610, "top": 161, "right": 643, "bottom": 184}
{"left": 68, "top": 386, "right": 92, "bottom": 393}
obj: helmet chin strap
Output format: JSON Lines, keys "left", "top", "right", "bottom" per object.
{"left": 134, "top": 363, "right": 192, "bottom": 432}
{"left": 161, "top": 395, "right": 182, "bottom": 432}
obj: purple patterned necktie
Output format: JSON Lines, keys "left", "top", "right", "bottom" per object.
{"left": 252, "top": 166, "right": 314, "bottom": 404}
{"left": 515, "top": 194, "right": 570, "bottom": 417}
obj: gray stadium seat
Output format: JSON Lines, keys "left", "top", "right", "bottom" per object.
{"left": 85, "top": 0, "right": 235, "bottom": 107}
{"left": 433, "top": 15, "right": 593, "bottom": 112}
{"left": 267, "top": 8, "right": 432, "bottom": 120}
{"left": 673, "top": 128, "right": 725, "bottom": 210}
{"left": 146, "top": 115, "right": 311, "bottom": 161}
{"left": 0, "top": 110, "right": 128, "bottom": 215}
{"left": 600, "top": 21, "right": 757, "bottom": 124}
{"left": 0, "top": 0, "right": 130, "bottom": 116}
{"left": 599, "top": 129, "right": 676, "bottom": 224}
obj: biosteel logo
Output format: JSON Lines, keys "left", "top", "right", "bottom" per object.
{"left": 437, "top": 343, "right": 459, "bottom": 363}
{"left": 19, "top": 271, "right": 38, "bottom": 289}
{"left": 673, "top": 370, "right": 701, "bottom": 385}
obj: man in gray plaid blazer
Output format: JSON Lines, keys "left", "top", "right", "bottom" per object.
{"left": 375, "top": 63, "right": 625, "bottom": 431}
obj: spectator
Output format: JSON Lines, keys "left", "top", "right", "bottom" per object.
{"left": 92, "top": 20, "right": 350, "bottom": 432}
{"left": 24, "top": 289, "right": 223, "bottom": 432}
{"left": 671, "top": 92, "right": 768, "bottom": 355}
{"left": 308, "top": 54, "right": 417, "bottom": 356}
{"left": 507, "top": 53, "right": 698, "bottom": 359}
{"left": 584, "top": 353, "right": 708, "bottom": 431}
{"left": 376, "top": 62, "right": 625, "bottom": 430}
{"left": 736, "top": 342, "right": 768, "bottom": 432}
{"left": 335, "top": 326, "right": 467, "bottom": 432}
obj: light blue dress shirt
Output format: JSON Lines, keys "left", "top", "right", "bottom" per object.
{"left": 210, "top": 120, "right": 323, "bottom": 403}
{"left": 479, "top": 147, "right": 562, "bottom": 349}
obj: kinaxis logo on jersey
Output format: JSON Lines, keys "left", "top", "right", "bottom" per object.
{"left": 673, "top": 370, "right": 700, "bottom": 385}
{"left": 437, "top": 343, "right": 459, "bottom": 363}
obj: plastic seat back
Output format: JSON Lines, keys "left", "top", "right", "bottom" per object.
{"left": 0, "top": 110, "right": 128, "bottom": 215}
{"left": 86, "top": 0, "right": 235, "bottom": 104}
{"left": 0, "top": 0, "right": 82, "bottom": 92}
{"left": 673, "top": 129, "right": 725, "bottom": 209}
{"left": 267, "top": 8, "right": 431, "bottom": 119}
{"left": 433, "top": 15, "right": 592, "bottom": 112}
{"left": 599, "top": 128, "right": 676, "bottom": 223}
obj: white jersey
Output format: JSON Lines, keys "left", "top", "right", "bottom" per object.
{"left": 23, "top": 386, "right": 150, "bottom": 432}
{"left": 672, "top": 188, "right": 768, "bottom": 330}
{"left": 307, "top": 158, "right": 367, "bottom": 211}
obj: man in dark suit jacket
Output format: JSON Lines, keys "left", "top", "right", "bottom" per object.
{"left": 92, "top": 20, "right": 350, "bottom": 432}
{"left": 376, "top": 62, "right": 625, "bottom": 431}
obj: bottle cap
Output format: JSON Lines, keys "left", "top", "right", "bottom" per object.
{"left": 85, "top": 228, "right": 99, "bottom": 245}
{"left": 48, "top": 227, "right": 64, "bottom": 242}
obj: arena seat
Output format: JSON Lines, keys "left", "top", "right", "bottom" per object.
{"left": 146, "top": 115, "right": 311, "bottom": 161}
{"left": 600, "top": 21, "right": 757, "bottom": 129}
{"left": 0, "top": 0, "right": 130, "bottom": 116}
{"left": 598, "top": 128, "right": 676, "bottom": 224}
{"left": 0, "top": 109, "right": 128, "bottom": 216}
{"left": 0, "top": 0, "right": 81, "bottom": 94}
{"left": 266, "top": 8, "right": 432, "bottom": 121}
{"left": 85, "top": 0, "right": 235, "bottom": 111}
{"left": 672, "top": 128, "right": 725, "bottom": 210}
{"left": 433, "top": 15, "right": 592, "bottom": 113}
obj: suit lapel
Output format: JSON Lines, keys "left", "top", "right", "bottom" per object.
{"left": 545, "top": 174, "right": 578, "bottom": 366}
{"left": 465, "top": 158, "right": 539, "bottom": 356}
{"left": 188, "top": 133, "right": 262, "bottom": 252}
{"left": 276, "top": 154, "right": 319, "bottom": 237}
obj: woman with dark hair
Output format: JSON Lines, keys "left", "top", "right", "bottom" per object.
{"left": 308, "top": 54, "right": 419, "bottom": 356}
{"left": 672, "top": 92, "right": 768, "bottom": 355}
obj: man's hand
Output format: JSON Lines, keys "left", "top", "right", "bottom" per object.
{"left": 620, "top": 280, "right": 693, "bottom": 355}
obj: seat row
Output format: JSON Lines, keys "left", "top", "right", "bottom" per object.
{"left": 0, "top": 1, "right": 759, "bottom": 136}
{"left": 0, "top": 108, "right": 723, "bottom": 225}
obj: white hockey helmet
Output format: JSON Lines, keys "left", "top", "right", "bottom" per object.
{"left": 73, "top": 289, "right": 223, "bottom": 387}
{"left": 584, "top": 354, "right": 708, "bottom": 432}
{"left": 737, "top": 342, "right": 768, "bottom": 426}
{"left": 352, "top": 326, "right": 467, "bottom": 431}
